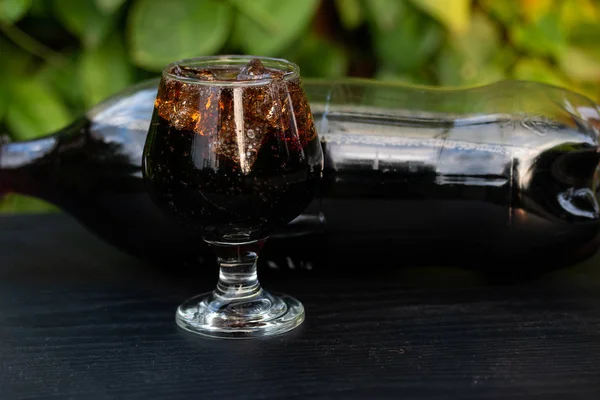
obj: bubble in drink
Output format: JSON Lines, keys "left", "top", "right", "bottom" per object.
{"left": 153, "top": 58, "right": 317, "bottom": 168}
{"left": 144, "top": 57, "right": 322, "bottom": 241}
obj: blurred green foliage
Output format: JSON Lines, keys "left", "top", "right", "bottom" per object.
{"left": 1, "top": 0, "right": 600, "bottom": 212}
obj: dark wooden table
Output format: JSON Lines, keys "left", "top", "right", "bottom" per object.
{"left": 1, "top": 214, "right": 600, "bottom": 399}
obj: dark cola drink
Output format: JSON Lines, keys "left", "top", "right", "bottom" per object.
{"left": 142, "top": 59, "right": 322, "bottom": 242}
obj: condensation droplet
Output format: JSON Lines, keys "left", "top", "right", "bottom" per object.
{"left": 246, "top": 129, "right": 256, "bottom": 139}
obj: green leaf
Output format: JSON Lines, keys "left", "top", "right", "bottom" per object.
{"left": 374, "top": 8, "right": 442, "bottom": 73}
{"left": 0, "top": 0, "right": 31, "bottom": 22}
{"left": 0, "top": 40, "right": 7, "bottom": 120}
{"left": 410, "top": 0, "right": 471, "bottom": 33}
{"left": 519, "top": 0, "right": 553, "bottom": 22}
{"left": 512, "top": 58, "right": 568, "bottom": 87}
{"left": 436, "top": 47, "right": 505, "bottom": 86}
{"left": 37, "top": 54, "right": 85, "bottom": 114}
{"left": 559, "top": 46, "right": 600, "bottom": 82}
{"left": 478, "top": 0, "right": 517, "bottom": 25}
{"left": 334, "top": 0, "right": 362, "bottom": 30}
{"left": 53, "top": 0, "right": 113, "bottom": 48}
{"left": 435, "top": 11, "right": 504, "bottom": 86}
{"left": 436, "top": 47, "right": 462, "bottom": 86}
{"left": 129, "top": 0, "right": 232, "bottom": 71}
{"left": 452, "top": 12, "right": 499, "bottom": 65}
{"left": 560, "top": 0, "right": 598, "bottom": 31}
{"left": 29, "top": 0, "right": 52, "bottom": 16}
{"left": 233, "top": 0, "right": 320, "bottom": 55}
{"left": 94, "top": 0, "right": 126, "bottom": 14}
{"left": 0, "top": 194, "right": 59, "bottom": 214}
{"left": 1, "top": 35, "right": 33, "bottom": 71}
{"left": 0, "top": 84, "right": 6, "bottom": 122}
{"left": 490, "top": 45, "right": 518, "bottom": 74}
{"left": 79, "top": 34, "right": 132, "bottom": 108}
{"left": 0, "top": 37, "right": 31, "bottom": 121}
{"left": 510, "top": 13, "right": 566, "bottom": 58}
{"left": 230, "top": 0, "right": 280, "bottom": 36}
{"left": 567, "top": 22, "right": 600, "bottom": 45}
{"left": 5, "top": 78, "right": 72, "bottom": 140}
{"left": 363, "top": 0, "right": 404, "bottom": 32}
{"left": 282, "top": 34, "right": 348, "bottom": 78}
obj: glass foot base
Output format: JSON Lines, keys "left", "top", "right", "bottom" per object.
{"left": 175, "top": 290, "right": 305, "bottom": 339}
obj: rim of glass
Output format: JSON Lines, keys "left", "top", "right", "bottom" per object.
{"left": 162, "top": 55, "right": 300, "bottom": 87}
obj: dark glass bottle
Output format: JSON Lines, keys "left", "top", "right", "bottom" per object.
{"left": 0, "top": 81, "right": 197, "bottom": 268}
{"left": 2, "top": 78, "right": 600, "bottom": 273}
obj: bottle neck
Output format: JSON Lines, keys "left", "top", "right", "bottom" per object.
{"left": 0, "top": 134, "right": 60, "bottom": 198}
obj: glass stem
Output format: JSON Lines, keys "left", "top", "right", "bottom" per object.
{"left": 207, "top": 239, "right": 267, "bottom": 301}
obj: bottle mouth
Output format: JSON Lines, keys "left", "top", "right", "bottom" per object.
{"left": 162, "top": 55, "right": 300, "bottom": 87}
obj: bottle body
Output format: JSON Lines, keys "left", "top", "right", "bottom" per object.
{"left": 309, "top": 79, "right": 600, "bottom": 268}
{"left": 0, "top": 81, "right": 197, "bottom": 267}
{"left": 2, "top": 78, "right": 600, "bottom": 272}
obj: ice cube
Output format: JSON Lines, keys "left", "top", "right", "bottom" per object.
{"left": 236, "top": 58, "right": 283, "bottom": 81}
{"left": 171, "top": 65, "right": 216, "bottom": 81}
{"left": 238, "top": 58, "right": 267, "bottom": 78}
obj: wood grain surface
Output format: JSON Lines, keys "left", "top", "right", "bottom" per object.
{"left": 1, "top": 214, "right": 600, "bottom": 399}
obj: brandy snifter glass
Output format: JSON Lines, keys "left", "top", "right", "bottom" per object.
{"left": 142, "top": 55, "right": 322, "bottom": 338}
